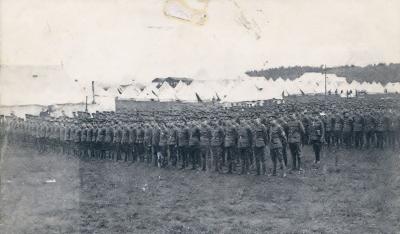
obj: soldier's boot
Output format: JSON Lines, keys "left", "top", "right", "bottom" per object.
{"left": 154, "top": 155, "right": 158, "bottom": 167}
{"left": 297, "top": 157, "right": 303, "bottom": 173}
{"left": 281, "top": 162, "right": 287, "bottom": 178}
{"left": 201, "top": 155, "right": 206, "bottom": 171}
{"left": 245, "top": 158, "right": 250, "bottom": 174}
{"left": 282, "top": 148, "right": 288, "bottom": 167}
{"left": 181, "top": 159, "right": 186, "bottom": 170}
{"left": 262, "top": 162, "right": 266, "bottom": 175}
{"left": 227, "top": 161, "right": 233, "bottom": 174}
{"left": 240, "top": 161, "right": 246, "bottom": 175}
{"left": 191, "top": 160, "right": 196, "bottom": 170}
{"left": 272, "top": 162, "right": 277, "bottom": 176}
{"left": 256, "top": 160, "right": 261, "bottom": 175}
{"left": 290, "top": 154, "right": 297, "bottom": 172}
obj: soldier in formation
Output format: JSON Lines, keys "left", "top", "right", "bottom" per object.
{"left": 2, "top": 97, "right": 400, "bottom": 177}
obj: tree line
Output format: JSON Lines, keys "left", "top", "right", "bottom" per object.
{"left": 245, "top": 63, "right": 400, "bottom": 84}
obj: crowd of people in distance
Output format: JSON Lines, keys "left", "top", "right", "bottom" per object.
{"left": 1, "top": 95, "right": 399, "bottom": 177}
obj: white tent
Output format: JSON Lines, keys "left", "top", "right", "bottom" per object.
{"left": 158, "top": 82, "right": 176, "bottom": 101}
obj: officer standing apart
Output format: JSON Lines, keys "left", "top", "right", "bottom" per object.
{"left": 287, "top": 113, "right": 305, "bottom": 172}
{"left": 309, "top": 112, "right": 325, "bottom": 164}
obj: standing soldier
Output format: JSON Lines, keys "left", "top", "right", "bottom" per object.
{"left": 167, "top": 123, "right": 178, "bottom": 167}
{"left": 333, "top": 113, "right": 343, "bottom": 148}
{"left": 159, "top": 124, "right": 169, "bottom": 167}
{"left": 87, "top": 123, "right": 94, "bottom": 158}
{"left": 252, "top": 118, "right": 268, "bottom": 175}
{"left": 287, "top": 113, "right": 305, "bottom": 172}
{"left": 80, "top": 124, "right": 88, "bottom": 158}
{"left": 177, "top": 122, "right": 190, "bottom": 169}
{"left": 151, "top": 123, "right": 160, "bottom": 166}
{"left": 237, "top": 120, "right": 252, "bottom": 175}
{"left": 64, "top": 122, "right": 72, "bottom": 155}
{"left": 309, "top": 113, "right": 325, "bottom": 164}
{"left": 45, "top": 121, "right": 52, "bottom": 152}
{"left": 136, "top": 124, "right": 145, "bottom": 162}
{"left": 129, "top": 124, "right": 137, "bottom": 162}
{"left": 387, "top": 113, "right": 397, "bottom": 150}
{"left": 364, "top": 112, "right": 376, "bottom": 149}
{"left": 144, "top": 124, "right": 153, "bottom": 164}
{"left": 189, "top": 122, "right": 201, "bottom": 170}
{"left": 121, "top": 124, "right": 130, "bottom": 162}
{"left": 97, "top": 123, "right": 106, "bottom": 159}
{"left": 224, "top": 120, "right": 237, "bottom": 174}
{"left": 277, "top": 117, "right": 289, "bottom": 167}
{"left": 342, "top": 112, "right": 353, "bottom": 148}
{"left": 376, "top": 112, "right": 385, "bottom": 149}
{"left": 39, "top": 121, "right": 47, "bottom": 153}
{"left": 199, "top": 121, "right": 211, "bottom": 171}
{"left": 105, "top": 123, "right": 114, "bottom": 159}
{"left": 92, "top": 123, "right": 99, "bottom": 158}
{"left": 269, "top": 119, "right": 287, "bottom": 177}
{"left": 301, "top": 114, "right": 311, "bottom": 145}
{"left": 113, "top": 122, "right": 123, "bottom": 160}
{"left": 210, "top": 120, "right": 225, "bottom": 173}
{"left": 59, "top": 122, "right": 66, "bottom": 154}
{"left": 395, "top": 113, "right": 400, "bottom": 149}
{"left": 323, "top": 112, "right": 334, "bottom": 148}
{"left": 353, "top": 112, "right": 365, "bottom": 149}
{"left": 73, "top": 123, "right": 82, "bottom": 157}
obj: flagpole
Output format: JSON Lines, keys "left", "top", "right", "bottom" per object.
{"left": 324, "top": 64, "right": 327, "bottom": 108}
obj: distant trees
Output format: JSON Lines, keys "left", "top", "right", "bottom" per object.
{"left": 245, "top": 63, "right": 400, "bottom": 84}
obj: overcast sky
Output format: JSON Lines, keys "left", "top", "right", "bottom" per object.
{"left": 1, "top": 0, "right": 399, "bottom": 83}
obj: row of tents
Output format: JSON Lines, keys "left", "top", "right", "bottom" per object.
{"left": 116, "top": 72, "right": 400, "bottom": 102}
{"left": 1, "top": 65, "right": 400, "bottom": 107}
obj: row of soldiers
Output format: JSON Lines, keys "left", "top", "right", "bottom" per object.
{"left": 2, "top": 105, "right": 399, "bottom": 177}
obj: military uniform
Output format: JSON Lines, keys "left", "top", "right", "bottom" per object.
{"left": 151, "top": 125, "right": 160, "bottom": 166}
{"left": 113, "top": 124, "right": 122, "bottom": 160}
{"left": 309, "top": 117, "right": 325, "bottom": 163}
{"left": 159, "top": 126, "right": 168, "bottom": 167}
{"left": 144, "top": 125, "right": 153, "bottom": 163}
{"left": 129, "top": 125, "right": 137, "bottom": 161}
{"left": 105, "top": 124, "right": 114, "bottom": 159}
{"left": 189, "top": 124, "right": 201, "bottom": 170}
{"left": 287, "top": 117, "right": 305, "bottom": 171}
{"left": 333, "top": 114, "right": 343, "bottom": 147}
{"left": 211, "top": 124, "right": 225, "bottom": 172}
{"left": 323, "top": 114, "right": 334, "bottom": 147}
{"left": 224, "top": 123, "right": 237, "bottom": 173}
{"left": 178, "top": 125, "right": 190, "bottom": 169}
{"left": 364, "top": 113, "right": 376, "bottom": 148}
{"left": 136, "top": 125, "right": 145, "bottom": 162}
{"left": 376, "top": 114, "right": 385, "bottom": 149}
{"left": 277, "top": 118, "right": 289, "bottom": 167}
{"left": 167, "top": 125, "right": 178, "bottom": 167}
{"left": 352, "top": 114, "right": 364, "bottom": 149}
{"left": 97, "top": 125, "right": 106, "bottom": 159}
{"left": 121, "top": 125, "right": 130, "bottom": 161}
{"left": 252, "top": 122, "right": 268, "bottom": 175}
{"left": 80, "top": 125, "right": 88, "bottom": 158}
{"left": 342, "top": 115, "right": 353, "bottom": 148}
{"left": 269, "top": 123, "right": 287, "bottom": 177}
{"left": 199, "top": 123, "right": 211, "bottom": 171}
{"left": 237, "top": 122, "right": 252, "bottom": 174}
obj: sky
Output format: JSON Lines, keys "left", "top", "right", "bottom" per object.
{"left": 1, "top": 0, "right": 400, "bottom": 83}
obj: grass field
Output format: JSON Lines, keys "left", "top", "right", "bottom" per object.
{"left": 0, "top": 144, "right": 399, "bottom": 234}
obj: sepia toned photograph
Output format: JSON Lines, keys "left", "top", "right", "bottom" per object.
{"left": 0, "top": 0, "right": 399, "bottom": 233}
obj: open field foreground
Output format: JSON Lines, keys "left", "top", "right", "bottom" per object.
{"left": 1, "top": 145, "right": 399, "bottom": 234}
